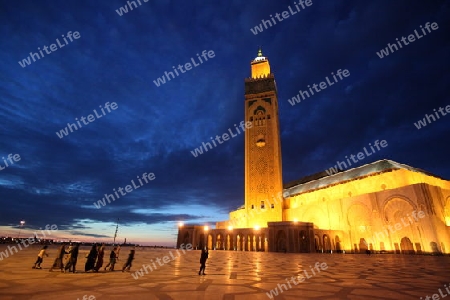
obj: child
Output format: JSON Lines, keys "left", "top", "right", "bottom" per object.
{"left": 32, "top": 245, "right": 49, "bottom": 269}
{"left": 104, "top": 247, "right": 117, "bottom": 271}
{"left": 122, "top": 249, "right": 135, "bottom": 272}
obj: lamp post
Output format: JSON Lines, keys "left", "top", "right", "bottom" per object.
{"left": 17, "top": 220, "right": 25, "bottom": 240}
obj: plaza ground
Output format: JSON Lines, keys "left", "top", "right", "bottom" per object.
{"left": 0, "top": 244, "right": 449, "bottom": 299}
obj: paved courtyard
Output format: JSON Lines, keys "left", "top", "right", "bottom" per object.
{"left": 0, "top": 244, "right": 449, "bottom": 299}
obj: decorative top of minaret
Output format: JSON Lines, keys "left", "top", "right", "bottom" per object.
{"left": 253, "top": 47, "right": 267, "bottom": 62}
{"left": 251, "top": 47, "right": 270, "bottom": 78}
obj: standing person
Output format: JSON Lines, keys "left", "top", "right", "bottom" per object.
{"left": 122, "top": 249, "right": 135, "bottom": 272}
{"left": 84, "top": 244, "right": 98, "bottom": 272}
{"left": 32, "top": 245, "right": 49, "bottom": 269}
{"left": 104, "top": 246, "right": 117, "bottom": 271}
{"left": 116, "top": 245, "right": 121, "bottom": 262}
{"left": 64, "top": 243, "right": 73, "bottom": 261}
{"left": 49, "top": 243, "right": 66, "bottom": 272}
{"left": 198, "top": 247, "right": 209, "bottom": 275}
{"left": 64, "top": 243, "right": 80, "bottom": 273}
{"left": 94, "top": 244, "right": 105, "bottom": 272}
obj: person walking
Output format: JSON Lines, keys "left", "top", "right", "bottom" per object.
{"left": 104, "top": 246, "right": 117, "bottom": 271}
{"left": 32, "top": 245, "right": 49, "bottom": 269}
{"left": 84, "top": 244, "right": 98, "bottom": 272}
{"left": 49, "top": 243, "right": 66, "bottom": 272}
{"left": 198, "top": 248, "right": 209, "bottom": 275}
{"left": 122, "top": 249, "right": 135, "bottom": 272}
{"left": 64, "top": 243, "right": 79, "bottom": 273}
{"left": 94, "top": 244, "right": 105, "bottom": 272}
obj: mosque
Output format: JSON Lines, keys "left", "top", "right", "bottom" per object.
{"left": 177, "top": 50, "right": 450, "bottom": 254}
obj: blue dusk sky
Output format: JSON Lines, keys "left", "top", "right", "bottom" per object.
{"left": 0, "top": 0, "right": 449, "bottom": 246}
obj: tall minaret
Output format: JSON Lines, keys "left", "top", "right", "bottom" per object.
{"left": 244, "top": 49, "right": 283, "bottom": 228}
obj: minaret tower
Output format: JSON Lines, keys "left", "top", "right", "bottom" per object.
{"left": 244, "top": 49, "right": 283, "bottom": 228}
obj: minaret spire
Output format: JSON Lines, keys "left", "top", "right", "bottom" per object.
{"left": 250, "top": 47, "right": 270, "bottom": 78}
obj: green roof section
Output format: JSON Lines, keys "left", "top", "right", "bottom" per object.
{"left": 283, "top": 159, "right": 446, "bottom": 197}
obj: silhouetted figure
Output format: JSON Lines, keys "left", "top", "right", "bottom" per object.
{"left": 104, "top": 247, "right": 117, "bottom": 271}
{"left": 94, "top": 244, "right": 105, "bottom": 272}
{"left": 64, "top": 243, "right": 79, "bottom": 273}
{"left": 64, "top": 243, "right": 73, "bottom": 266}
{"left": 366, "top": 249, "right": 371, "bottom": 256}
{"left": 85, "top": 244, "right": 98, "bottom": 272}
{"left": 32, "top": 245, "right": 48, "bottom": 269}
{"left": 122, "top": 249, "right": 135, "bottom": 272}
{"left": 198, "top": 248, "right": 209, "bottom": 275}
{"left": 49, "top": 243, "right": 66, "bottom": 272}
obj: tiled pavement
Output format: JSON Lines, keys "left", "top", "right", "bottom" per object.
{"left": 0, "top": 244, "right": 449, "bottom": 299}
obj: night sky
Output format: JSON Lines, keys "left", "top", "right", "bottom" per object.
{"left": 0, "top": 1, "right": 448, "bottom": 246}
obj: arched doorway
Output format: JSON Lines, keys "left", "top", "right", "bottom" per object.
{"left": 276, "top": 230, "right": 287, "bottom": 252}
{"left": 335, "top": 236, "right": 341, "bottom": 253}
{"left": 299, "top": 230, "right": 309, "bottom": 253}
{"left": 216, "top": 234, "right": 223, "bottom": 250}
{"left": 400, "top": 237, "right": 414, "bottom": 254}
{"left": 359, "top": 238, "right": 368, "bottom": 253}
{"left": 236, "top": 235, "right": 241, "bottom": 251}
{"left": 323, "top": 235, "right": 331, "bottom": 253}
{"left": 430, "top": 242, "right": 440, "bottom": 254}
{"left": 247, "top": 235, "right": 252, "bottom": 251}
{"left": 226, "top": 234, "right": 233, "bottom": 250}
{"left": 314, "top": 235, "right": 321, "bottom": 252}
{"left": 199, "top": 233, "right": 205, "bottom": 250}
{"left": 207, "top": 234, "right": 213, "bottom": 250}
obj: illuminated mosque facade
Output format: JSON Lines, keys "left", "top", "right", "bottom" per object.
{"left": 177, "top": 50, "right": 450, "bottom": 254}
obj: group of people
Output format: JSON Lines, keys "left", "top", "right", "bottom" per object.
{"left": 32, "top": 243, "right": 135, "bottom": 273}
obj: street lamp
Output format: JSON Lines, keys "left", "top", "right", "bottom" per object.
{"left": 17, "top": 220, "right": 25, "bottom": 240}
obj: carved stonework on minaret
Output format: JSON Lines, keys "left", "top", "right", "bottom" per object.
{"left": 244, "top": 49, "right": 283, "bottom": 227}
{"left": 244, "top": 76, "right": 276, "bottom": 94}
